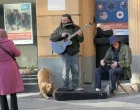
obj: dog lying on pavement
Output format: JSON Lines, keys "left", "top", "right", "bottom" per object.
{"left": 37, "top": 68, "right": 55, "bottom": 99}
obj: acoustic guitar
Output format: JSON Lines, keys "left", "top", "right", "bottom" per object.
{"left": 51, "top": 22, "right": 93, "bottom": 54}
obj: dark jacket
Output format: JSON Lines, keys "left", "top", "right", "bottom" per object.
{"left": 49, "top": 24, "right": 84, "bottom": 55}
{"left": 104, "top": 43, "right": 132, "bottom": 79}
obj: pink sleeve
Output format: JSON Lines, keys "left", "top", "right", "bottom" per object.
{"left": 9, "top": 41, "right": 21, "bottom": 57}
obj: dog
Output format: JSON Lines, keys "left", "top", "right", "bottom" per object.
{"left": 37, "top": 68, "right": 55, "bottom": 99}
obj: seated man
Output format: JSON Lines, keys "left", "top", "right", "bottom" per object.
{"left": 94, "top": 35, "right": 132, "bottom": 94}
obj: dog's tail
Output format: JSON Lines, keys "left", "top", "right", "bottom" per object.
{"left": 42, "top": 68, "right": 55, "bottom": 76}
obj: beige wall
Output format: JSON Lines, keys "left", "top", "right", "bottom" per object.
{"left": 36, "top": 0, "right": 95, "bottom": 58}
{"left": 128, "top": 0, "right": 140, "bottom": 84}
{"left": 80, "top": 0, "right": 95, "bottom": 56}
{"left": 128, "top": 0, "right": 140, "bottom": 55}
{"left": 36, "top": 0, "right": 81, "bottom": 57}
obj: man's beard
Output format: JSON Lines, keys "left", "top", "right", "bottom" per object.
{"left": 62, "top": 22, "right": 74, "bottom": 29}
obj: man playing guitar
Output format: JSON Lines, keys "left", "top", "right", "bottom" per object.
{"left": 50, "top": 14, "right": 84, "bottom": 89}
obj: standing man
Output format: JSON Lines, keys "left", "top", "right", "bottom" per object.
{"left": 50, "top": 14, "right": 84, "bottom": 89}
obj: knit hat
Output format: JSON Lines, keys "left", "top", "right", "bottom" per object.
{"left": 109, "top": 35, "right": 120, "bottom": 45}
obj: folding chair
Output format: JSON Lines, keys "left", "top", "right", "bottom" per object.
{"left": 102, "top": 65, "right": 129, "bottom": 95}
{"left": 116, "top": 75, "right": 129, "bottom": 95}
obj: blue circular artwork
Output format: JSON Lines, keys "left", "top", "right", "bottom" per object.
{"left": 120, "top": 1, "right": 128, "bottom": 9}
{"left": 106, "top": 1, "right": 116, "bottom": 12}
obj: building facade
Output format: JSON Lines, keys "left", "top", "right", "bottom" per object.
{"left": 1, "top": 0, "right": 140, "bottom": 88}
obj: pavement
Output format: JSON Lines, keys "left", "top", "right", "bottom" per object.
{"left": 4, "top": 92, "right": 140, "bottom": 110}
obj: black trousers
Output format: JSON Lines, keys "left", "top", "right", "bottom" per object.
{"left": 0, "top": 93, "right": 18, "bottom": 110}
{"left": 94, "top": 66, "right": 124, "bottom": 91}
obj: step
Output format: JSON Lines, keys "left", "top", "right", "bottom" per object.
{"left": 20, "top": 71, "right": 38, "bottom": 75}
{"left": 22, "top": 75, "right": 37, "bottom": 78}
{"left": 23, "top": 83, "right": 38, "bottom": 85}
{"left": 23, "top": 83, "right": 40, "bottom": 93}
{"left": 21, "top": 76, "right": 39, "bottom": 93}
{"left": 22, "top": 78, "right": 38, "bottom": 83}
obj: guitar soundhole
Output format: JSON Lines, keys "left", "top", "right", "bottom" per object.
{"left": 64, "top": 38, "right": 68, "bottom": 42}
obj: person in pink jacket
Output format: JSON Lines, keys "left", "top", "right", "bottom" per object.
{"left": 0, "top": 29, "right": 24, "bottom": 110}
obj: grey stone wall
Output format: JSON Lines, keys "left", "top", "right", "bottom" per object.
{"left": 17, "top": 45, "right": 38, "bottom": 68}
{"left": 131, "top": 55, "right": 140, "bottom": 83}
{"left": 38, "top": 56, "right": 96, "bottom": 88}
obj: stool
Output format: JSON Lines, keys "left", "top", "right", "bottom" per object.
{"left": 116, "top": 75, "right": 129, "bottom": 95}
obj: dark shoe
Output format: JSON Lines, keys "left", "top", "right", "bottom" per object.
{"left": 108, "top": 90, "right": 116, "bottom": 98}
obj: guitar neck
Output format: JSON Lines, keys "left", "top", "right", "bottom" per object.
{"left": 70, "top": 25, "right": 89, "bottom": 39}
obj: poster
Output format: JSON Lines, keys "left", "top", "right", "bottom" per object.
{"left": 95, "top": 0, "right": 128, "bottom": 23}
{"left": 4, "top": 3, "right": 33, "bottom": 44}
{"left": 97, "top": 23, "right": 128, "bottom": 35}
{"left": 48, "top": 0, "right": 65, "bottom": 10}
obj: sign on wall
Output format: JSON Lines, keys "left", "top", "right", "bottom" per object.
{"left": 4, "top": 3, "right": 33, "bottom": 44}
{"left": 48, "top": 0, "right": 66, "bottom": 10}
{"left": 97, "top": 23, "right": 128, "bottom": 35}
{"left": 95, "top": 0, "right": 128, "bottom": 23}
